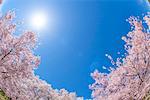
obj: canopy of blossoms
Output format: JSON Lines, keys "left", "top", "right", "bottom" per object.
{"left": 0, "top": 9, "right": 83, "bottom": 100}
{"left": 90, "top": 13, "right": 150, "bottom": 100}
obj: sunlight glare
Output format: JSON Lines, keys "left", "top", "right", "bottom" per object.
{"left": 30, "top": 11, "right": 47, "bottom": 30}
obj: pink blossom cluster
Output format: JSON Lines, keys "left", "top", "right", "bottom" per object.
{"left": 90, "top": 13, "right": 150, "bottom": 100}
{"left": 0, "top": 11, "right": 83, "bottom": 100}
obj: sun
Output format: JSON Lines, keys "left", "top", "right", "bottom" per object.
{"left": 29, "top": 11, "right": 47, "bottom": 30}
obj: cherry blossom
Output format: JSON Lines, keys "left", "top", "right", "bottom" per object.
{"left": 0, "top": 10, "right": 83, "bottom": 100}
{"left": 90, "top": 13, "right": 150, "bottom": 100}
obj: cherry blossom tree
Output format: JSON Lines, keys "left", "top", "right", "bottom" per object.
{"left": 0, "top": 8, "right": 83, "bottom": 100}
{"left": 90, "top": 13, "right": 150, "bottom": 100}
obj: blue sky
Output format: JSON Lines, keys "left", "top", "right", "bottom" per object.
{"left": 2, "top": 0, "right": 149, "bottom": 99}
